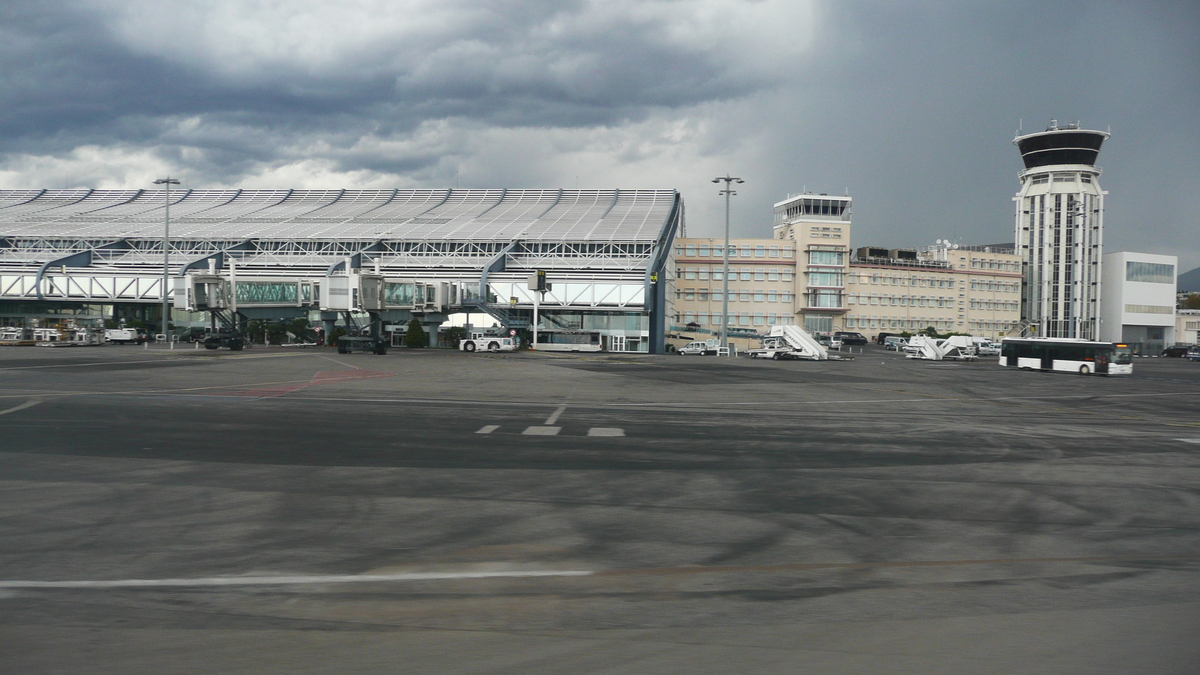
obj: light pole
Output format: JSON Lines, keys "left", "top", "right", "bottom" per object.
{"left": 154, "top": 177, "right": 179, "bottom": 340}
{"left": 712, "top": 175, "right": 743, "bottom": 352}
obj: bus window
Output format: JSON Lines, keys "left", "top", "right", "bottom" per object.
{"left": 1113, "top": 344, "right": 1132, "bottom": 365}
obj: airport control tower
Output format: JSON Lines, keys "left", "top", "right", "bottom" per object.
{"left": 1013, "top": 120, "right": 1110, "bottom": 339}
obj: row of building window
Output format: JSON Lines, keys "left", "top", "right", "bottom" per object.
{"left": 970, "top": 280, "right": 1018, "bottom": 292}
{"left": 847, "top": 274, "right": 958, "bottom": 288}
{"left": 970, "top": 258, "right": 1017, "bottom": 271}
{"left": 847, "top": 293, "right": 957, "bottom": 308}
{"left": 675, "top": 289, "right": 794, "bottom": 303}
{"left": 677, "top": 268, "right": 794, "bottom": 282}
{"left": 1125, "top": 261, "right": 1174, "bottom": 284}
{"left": 676, "top": 245, "right": 793, "bottom": 259}
{"left": 970, "top": 300, "right": 1019, "bottom": 311}
{"left": 809, "top": 226, "right": 843, "bottom": 239}
{"left": 844, "top": 317, "right": 959, "bottom": 329}
{"left": 676, "top": 312, "right": 795, "bottom": 327}
{"left": 1028, "top": 173, "right": 1093, "bottom": 185}
{"left": 844, "top": 316, "right": 1019, "bottom": 331}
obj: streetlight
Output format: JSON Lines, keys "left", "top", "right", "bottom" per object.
{"left": 712, "top": 174, "right": 743, "bottom": 352}
{"left": 154, "top": 177, "right": 180, "bottom": 340}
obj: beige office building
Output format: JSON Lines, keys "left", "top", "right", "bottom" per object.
{"left": 671, "top": 192, "right": 1022, "bottom": 341}
{"left": 670, "top": 238, "right": 799, "bottom": 333}
{"left": 844, "top": 245, "right": 1022, "bottom": 340}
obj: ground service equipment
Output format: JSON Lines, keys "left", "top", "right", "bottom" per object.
{"left": 904, "top": 335, "right": 978, "bottom": 361}
{"left": 746, "top": 325, "right": 830, "bottom": 360}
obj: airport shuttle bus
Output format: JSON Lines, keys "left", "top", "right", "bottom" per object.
{"left": 999, "top": 338, "right": 1132, "bottom": 375}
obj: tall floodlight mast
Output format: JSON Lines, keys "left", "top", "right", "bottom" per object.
{"left": 153, "top": 177, "right": 180, "bottom": 340}
{"left": 1013, "top": 121, "right": 1109, "bottom": 340}
{"left": 712, "top": 175, "right": 744, "bottom": 352}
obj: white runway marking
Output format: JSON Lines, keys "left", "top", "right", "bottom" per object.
{"left": 0, "top": 399, "right": 42, "bottom": 416}
{"left": 1177, "top": 438, "right": 1200, "bottom": 444}
{"left": 0, "top": 570, "right": 594, "bottom": 589}
{"left": 476, "top": 424, "right": 499, "bottom": 434}
{"left": 544, "top": 404, "right": 566, "bottom": 425}
{"left": 522, "top": 426, "right": 561, "bottom": 435}
{"left": 588, "top": 427, "right": 625, "bottom": 437}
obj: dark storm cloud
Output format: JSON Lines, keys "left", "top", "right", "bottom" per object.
{"left": 728, "top": 1, "right": 1200, "bottom": 271}
{"left": 1, "top": 0, "right": 1196, "bottom": 271}
{"left": 0, "top": 0, "right": 780, "bottom": 166}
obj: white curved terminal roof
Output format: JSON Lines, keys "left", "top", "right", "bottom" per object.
{"left": 0, "top": 188, "right": 677, "bottom": 243}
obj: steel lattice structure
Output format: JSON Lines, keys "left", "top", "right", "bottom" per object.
{"left": 0, "top": 187, "right": 683, "bottom": 351}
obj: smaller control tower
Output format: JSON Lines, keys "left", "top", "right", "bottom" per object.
{"left": 1013, "top": 120, "right": 1110, "bottom": 339}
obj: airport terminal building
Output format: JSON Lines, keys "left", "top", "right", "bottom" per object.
{"left": 0, "top": 188, "right": 682, "bottom": 352}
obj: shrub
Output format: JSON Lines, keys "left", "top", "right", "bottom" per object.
{"left": 442, "top": 326, "right": 467, "bottom": 348}
{"left": 403, "top": 319, "right": 429, "bottom": 348}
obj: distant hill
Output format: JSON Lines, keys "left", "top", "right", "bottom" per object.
{"left": 1180, "top": 266, "right": 1200, "bottom": 292}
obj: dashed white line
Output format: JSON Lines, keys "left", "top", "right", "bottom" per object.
{"left": 522, "top": 426, "right": 561, "bottom": 435}
{"left": 476, "top": 424, "right": 500, "bottom": 434}
{"left": 544, "top": 404, "right": 567, "bottom": 425}
{"left": 0, "top": 570, "right": 594, "bottom": 589}
{"left": 587, "top": 427, "right": 625, "bottom": 437}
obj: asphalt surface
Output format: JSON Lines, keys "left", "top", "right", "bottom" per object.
{"left": 2, "top": 343, "right": 1199, "bottom": 673}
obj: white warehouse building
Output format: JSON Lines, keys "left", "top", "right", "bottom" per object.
{"left": 1100, "top": 251, "right": 1178, "bottom": 353}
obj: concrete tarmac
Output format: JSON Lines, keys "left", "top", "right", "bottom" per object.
{"left": 1, "top": 344, "right": 1199, "bottom": 673}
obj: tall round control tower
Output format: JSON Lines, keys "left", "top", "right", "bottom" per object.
{"left": 1013, "top": 120, "right": 1110, "bottom": 339}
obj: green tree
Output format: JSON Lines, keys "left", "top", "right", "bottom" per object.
{"left": 404, "top": 319, "right": 429, "bottom": 348}
{"left": 442, "top": 326, "right": 467, "bottom": 348}
{"left": 1182, "top": 293, "right": 1200, "bottom": 310}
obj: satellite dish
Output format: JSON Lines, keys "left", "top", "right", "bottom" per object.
{"left": 935, "top": 239, "right": 942, "bottom": 245}
{"left": 952, "top": 244, "right": 959, "bottom": 249}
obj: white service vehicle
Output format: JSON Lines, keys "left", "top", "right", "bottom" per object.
{"left": 677, "top": 340, "right": 719, "bottom": 355}
{"left": 746, "top": 325, "right": 831, "bottom": 361}
{"left": 460, "top": 331, "right": 519, "bottom": 353}
{"left": 903, "top": 335, "right": 978, "bottom": 361}
{"left": 971, "top": 337, "right": 1001, "bottom": 356}
{"left": 104, "top": 328, "right": 146, "bottom": 344}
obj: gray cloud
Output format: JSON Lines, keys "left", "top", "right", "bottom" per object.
{"left": 0, "top": 0, "right": 1197, "bottom": 271}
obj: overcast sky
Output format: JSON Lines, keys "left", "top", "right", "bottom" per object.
{"left": 2, "top": 0, "right": 1197, "bottom": 271}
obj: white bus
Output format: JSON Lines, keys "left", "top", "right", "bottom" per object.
{"left": 999, "top": 338, "right": 1132, "bottom": 375}
{"left": 534, "top": 330, "right": 603, "bottom": 352}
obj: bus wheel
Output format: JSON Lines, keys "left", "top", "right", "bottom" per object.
{"left": 1079, "top": 365, "right": 1091, "bottom": 375}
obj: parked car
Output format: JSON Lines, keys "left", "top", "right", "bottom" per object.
{"left": 1186, "top": 348, "right": 1200, "bottom": 362}
{"left": 1162, "top": 346, "right": 1191, "bottom": 358}
{"left": 883, "top": 336, "right": 907, "bottom": 351}
{"left": 833, "top": 331, "right": 868, "bottom": 346}
{"left": 678, "top": 341, "right": 718, "bottom": 356}
{"left": 815, "top": 334, "right": 843, "bottom": 350}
